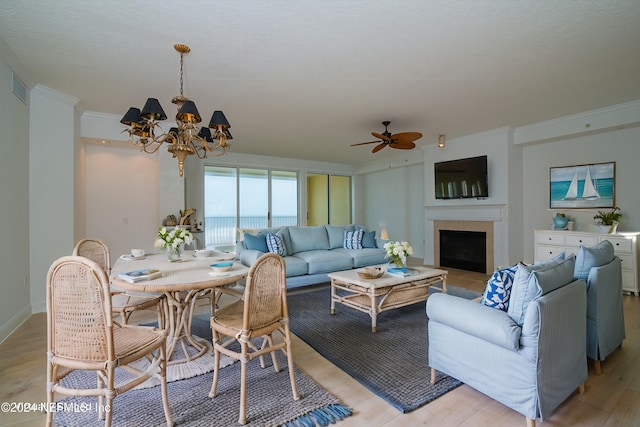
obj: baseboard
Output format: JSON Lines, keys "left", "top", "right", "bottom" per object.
{"left": 0, "top": 305, "right": 32, "bottom": 344}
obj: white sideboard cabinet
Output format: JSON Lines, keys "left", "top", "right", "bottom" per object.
{"left": 534, "top": 229, "right": 640, "bottom": 295}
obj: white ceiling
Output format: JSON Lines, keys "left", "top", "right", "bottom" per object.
{"left": 1, "top": 1, "right": 639, "bottom": 165}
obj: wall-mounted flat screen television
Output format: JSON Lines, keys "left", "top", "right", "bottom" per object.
{"left": 435, "top": 155, "right": 488, "bottom": 199}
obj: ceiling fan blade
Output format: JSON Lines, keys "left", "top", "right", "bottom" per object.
{"left": 390, "top": 141, "right": 416, "bottom": 150}
{"left": 351, "top": 140, "right": 382, "bottom": 146}
{"left": 372, "top": 142, "right": 387, "bottom": 153}
{"left": 372, "top": 132, "right": 392, "bottom": 142}
{"left": 391, "top": 132, "right": 423, "bottom": 143}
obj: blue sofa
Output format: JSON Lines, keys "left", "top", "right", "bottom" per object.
{"left": 427, "top": 255, "right": 587, "bottom": 426}
{"left": 236, "top": 224, "right": 387, "bottom": 288}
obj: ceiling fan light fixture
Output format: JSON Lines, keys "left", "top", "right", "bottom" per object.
{"left": 438, "top": 134, "right": 446, "bottom": 149}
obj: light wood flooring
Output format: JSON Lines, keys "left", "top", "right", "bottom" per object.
{"left": 1, "top": 267, "right": 639, "bottom": 426}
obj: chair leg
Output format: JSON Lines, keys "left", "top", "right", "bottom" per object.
{"left": 284, "top": 328, "right": 300, "bottom": 400}
{"left": 594, "top": 359, "right": 602, "bottom": 375}
{"left": 239, "top": 342, "right": 248, "bottom": 425}
{"left": 266, "top": 335, "right": 280, "bottom": 372}
{"left": 158, "top": 343, "right": 173, "bottom": 426}
{"left": 526, "top": 417, "right": 535, "bottom": 427}
{"left": 46, "top": 363, "right": 54, "bottom": 427}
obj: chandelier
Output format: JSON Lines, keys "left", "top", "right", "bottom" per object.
{"left": 120, "top": 44, "right": 232, "bottom": 177}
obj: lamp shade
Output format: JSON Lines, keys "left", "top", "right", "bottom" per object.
{"left": 176, "top": 100, "right": 202, "bottom": 124}
{"left": 120, "top": 107, "right": 141, "bottom": 126}
{"left": 140, "top": 98, "right": 168, "bottom": 121}
{"left": 209, "top": 110, "right": 230, "bottom": 129}
{"left": 197, "top": 127, "right": 214, "bottom": 142}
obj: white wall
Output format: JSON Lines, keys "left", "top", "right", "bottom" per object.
{"left": 356, "top": 153, "right": 425, "bottom": 258}
{"left": 85, "top": 143, "right": 160, "bottom": 261}
{"left": 520, "top": 124, "right": 640, "bottom": 262}
{"left": 0, "top": 44, "right": 31, "bottom": 341}
{"left": 29, "top": 85, "right": 81, "bottom": 314}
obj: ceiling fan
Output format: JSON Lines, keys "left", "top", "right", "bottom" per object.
{"left": 351, "top": 121, "right": 423, "bottom": 153}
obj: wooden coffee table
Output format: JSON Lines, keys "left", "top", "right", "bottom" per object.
{"left": 328, "top": 265, "right": 448, "bottom": 332}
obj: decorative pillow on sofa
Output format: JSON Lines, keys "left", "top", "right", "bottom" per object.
{"left": 266, "top": 232, "right": 287, "bottom": 256}
{"left": 243, "top": 232, "right": 268, "bottom": 252}
{"left": 362, "top": 230, "right": 377, "bottom": 248}
{"left": 344, "top": 229, "right": 364, "bottom": 249}
{"left": 574, "top": 240, "right": 615, "bottom": 280}
{"left": 507, "top": 255, "right": 575, "bottom": 325}
{"left": 480, "top": 264, "right": 518, "bottom": 311}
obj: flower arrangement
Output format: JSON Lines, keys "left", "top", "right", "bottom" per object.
{"left": 155, "top": 226, "right": 194, "bottom": 249}
{"left": 155, "top": 226, "right": 193, "bottom": 261}
{"left": 383, "top": 241, "right": 413, "bottom": 268}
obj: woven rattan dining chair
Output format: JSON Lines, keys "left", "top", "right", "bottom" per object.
{"left": 46, "top": 256, "right": 173, "bottom": 427}
{"left": 73, "top": 238, "right": 165, "bottom": 326}
{"left": 209, "top": 252, "right": 299, "bottom": 425}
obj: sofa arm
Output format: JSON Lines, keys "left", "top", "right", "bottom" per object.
{"left": 427, "top": 293, "right": 521, "bottom": 351}
{"left": 238, "top": 249, "right": 265, "bottom": 267}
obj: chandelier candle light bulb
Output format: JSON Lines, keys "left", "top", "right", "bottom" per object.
{"left": 121, "top": 44, "right": 232, "bottom": 177}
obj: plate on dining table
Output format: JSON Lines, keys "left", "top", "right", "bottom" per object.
{"left": 120, "top": 254, "right": 146, "bottom": 261}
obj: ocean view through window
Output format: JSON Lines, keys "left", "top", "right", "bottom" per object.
{"left": 204, "top": 166, "right": 298, "bottom": 249}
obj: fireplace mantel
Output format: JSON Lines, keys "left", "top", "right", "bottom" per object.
{"left": 425, "top": 204, "right": 506, "bottom": 222}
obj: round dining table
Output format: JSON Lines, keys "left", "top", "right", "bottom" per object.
{"left": 111, "top": 250, "right": 248, "bottom": 365}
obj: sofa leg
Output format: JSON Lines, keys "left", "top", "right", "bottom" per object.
{"left": 430, "top": 368, "right": 436, "bottom": 384}
{"left": 526, "top": 417, "right": 535, "bottom": 427}
{"left": 579, "top": 382, "right": 585, "bottom": 394}
{"left": 594, "top": 360, "right": 602, "bottom": 375}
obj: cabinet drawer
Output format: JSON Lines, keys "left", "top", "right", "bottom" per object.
{"left": 536, "top": 245, "right": 564, "bottom": 261}
{"left": 622, "top": 269, "right": 638, "bottom": 293}
{"left": 565, "top": 234, "right": 597, "bottom": 247}
{"left": 618, "top": 253, "right": 634, "bottom": 270}
{"left": 536, "top": 233, "right": 564, "bottom": 245}
{"left": 601, "top": 237, "right": 633, "bottom": 253}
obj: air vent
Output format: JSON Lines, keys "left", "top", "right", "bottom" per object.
{"left": 12, "top": 72, "right": 27, "bottom": 104}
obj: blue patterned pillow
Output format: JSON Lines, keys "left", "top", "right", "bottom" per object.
{"left": 344, "top": 229, "right": 364, "bottom": 249}
{"left": 480, "top": 264, "right": 518, "bottom": 311}
{"left": 265, "top": 232, "right": 287, "bottom": 256}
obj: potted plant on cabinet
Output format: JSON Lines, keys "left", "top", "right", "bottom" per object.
{"left": 593, "top": 206, "right": 622, "bottom": 234}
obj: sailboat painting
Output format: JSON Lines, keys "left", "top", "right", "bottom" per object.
{"left": 550, "top": 162, "right": 615, "bottom": 209}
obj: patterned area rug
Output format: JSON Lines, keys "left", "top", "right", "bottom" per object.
{"left": 53, "top": 317, "right": 352, "bottom": 426}
{"left": 287, "top": 285, "right": 481, "bottom": 413}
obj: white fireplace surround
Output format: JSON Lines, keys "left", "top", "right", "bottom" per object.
{"left": 424, "top": 204, "right": 508, "bottom": 272}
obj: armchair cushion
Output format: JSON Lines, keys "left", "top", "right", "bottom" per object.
{"left": 480, "top": 264, "right": 518, "bottom": 311}
{"left": 428, "top": 293, "right": 521, "bottom": 351}
{"left": 508, "top": 256, "right": 575, "bottom": 325}
{"left": 574, "top": 240, "right": 615, "bottom": 280}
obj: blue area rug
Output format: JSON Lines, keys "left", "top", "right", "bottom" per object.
{"left": 287, "top": 285, "right": 481, "bottom": 413}
{"left": 53, "top": 316, "right": 352, "bottom": 426}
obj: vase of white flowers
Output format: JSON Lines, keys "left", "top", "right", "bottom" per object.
{"left": 383, "top": 241, "right": 413, "bottom": 269}
{"left": 155, "top": 226, "right": 193, "bottom": 262}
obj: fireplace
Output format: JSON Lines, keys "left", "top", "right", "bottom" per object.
{"left": 432, "top": 220, "right": 495, "bottom": 274}
{"left": 439, "top": 230, "right": 487, "bottom": 273}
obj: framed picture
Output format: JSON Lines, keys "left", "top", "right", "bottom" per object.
{"left": 549, "top": 162, "right": 615, "bottom": 209}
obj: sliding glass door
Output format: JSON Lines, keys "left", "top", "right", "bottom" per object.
{"left": 204, "top": 166, "right": 298, "bottom": 248}
{"left": 307, "top": 173, "right": 351, "bottom": 226}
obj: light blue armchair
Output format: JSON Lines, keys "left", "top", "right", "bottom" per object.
{"left": 585, "top": 256, "right": 625, "bottom": 374}
{"left": 427, "top": 257, "right": 587, "bottom": 427}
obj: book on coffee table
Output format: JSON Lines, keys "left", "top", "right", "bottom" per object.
{"left": 387, "top": 267, "right": 421, "bottom": 277}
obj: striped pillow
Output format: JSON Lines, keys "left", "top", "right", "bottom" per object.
{"left": 344, "top": 229, "right": 364, "bottom": 249}
{"left": 266, "top": 232, "right": 287, "bottom": 256}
